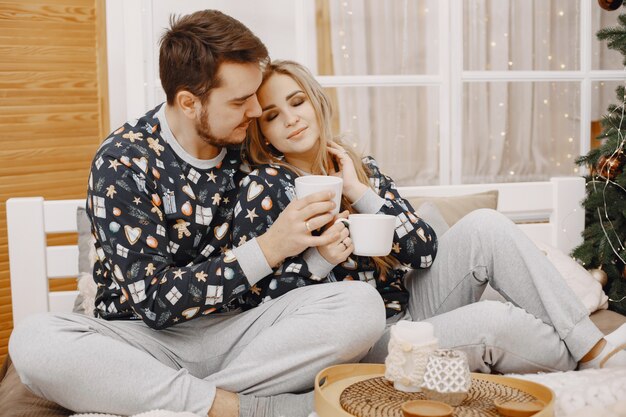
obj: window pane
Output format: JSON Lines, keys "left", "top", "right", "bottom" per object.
{"left": 462, "top": 81, "right": 580, "bottom": 183}
{"left": 463, "top": 0, "right": 580, "bottom": 71}
{"left": 592, "top": 80, "right": 624, "bottom": 144}
{"left": 318, "top": 0, "right": 439, "bottom": 75}
{"left": 324, "top": 86, "right": 439, "bottom": 185}
{"left": 592, "top": 7, "right": 624, "bottom": 70}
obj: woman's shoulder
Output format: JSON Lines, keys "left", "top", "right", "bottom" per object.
{"left": 241, "top": 163, "right": 297, "bottom": 186}
{"left": 360, "top": 155, "right": 382, "bottom": 173}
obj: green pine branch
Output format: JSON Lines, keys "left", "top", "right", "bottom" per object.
{"left": 597, "top": 12, "right": 626, "bottom": 65}
{"left": 574, "top": 7, "right": 626, "bottom": 314}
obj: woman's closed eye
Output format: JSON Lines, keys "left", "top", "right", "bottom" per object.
{"left": 289, "top": 96, "right": 305, "bottom": 107}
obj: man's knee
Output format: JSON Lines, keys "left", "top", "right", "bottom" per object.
{"left": 9, "top": 313, "right": 57, "bottom": 385}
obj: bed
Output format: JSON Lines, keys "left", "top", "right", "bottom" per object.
{"left": 3, "top": 176, "right": 589, "bottom": 325}
{"left": 3, "top": 176, "right": 626, "bottom": 417}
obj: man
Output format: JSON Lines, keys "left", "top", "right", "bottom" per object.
{"left": 9, "top": 10, "right": 385, "bottom": 417}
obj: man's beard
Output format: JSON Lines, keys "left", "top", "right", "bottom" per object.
{"left": 195, "top": 107, "right": 245, "bottom": 149}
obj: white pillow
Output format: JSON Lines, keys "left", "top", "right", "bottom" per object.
{"left": 482, "top": 241, "right": 608, "bottom": 315}
{"left": 533, "top": 240, "right": 608, "bottom": 314}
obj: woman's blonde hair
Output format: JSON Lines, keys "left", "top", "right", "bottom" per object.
{"left": 244, "top": 60, "right": 397, "bottom": 279}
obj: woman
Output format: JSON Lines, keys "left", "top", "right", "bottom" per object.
{"left": 234, "top": 60, "right": 626, "bottom": 373}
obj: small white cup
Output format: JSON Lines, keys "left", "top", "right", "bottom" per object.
{"left": 295, "top": 175, "right": 342, "bottom": 215}
{"left": 338, "top": 214, "right": 396, "bottom": 256}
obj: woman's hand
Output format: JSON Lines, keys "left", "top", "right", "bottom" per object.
{"left": 318, "top": 210, "right": 353, "bottom": 264}
{"left": 327, "top": 142, "right": 368, "bottom": 203}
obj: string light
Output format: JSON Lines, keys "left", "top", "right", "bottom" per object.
{"left": 590, "top": 77, "right": 626, "bottom": 265}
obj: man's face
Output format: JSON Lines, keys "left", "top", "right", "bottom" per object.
{"left": 195, "top": 61, "right": 263, "bottom": 147}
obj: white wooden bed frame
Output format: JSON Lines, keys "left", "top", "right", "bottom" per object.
{"left": 6, "top": 176, "right": 585, "bottom": 326}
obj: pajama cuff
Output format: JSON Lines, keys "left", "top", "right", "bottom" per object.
{"left": 232, "top": 238, "right": 273, "bottom": 286}
{"left": 352, "top": 188, "right": 386, "bottom": 214}
{"left": 303, "top": 247, "right": 335, "bottom": 280}
{"left": 563, "top": 314, "right": 605, "bottom": 361}
{"left": 190, "top": 379, "right": 217, "bottom": 416}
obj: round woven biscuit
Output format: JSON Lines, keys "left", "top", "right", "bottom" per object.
{"left": 339, "top": 376, "right": 538, "bottom": 417}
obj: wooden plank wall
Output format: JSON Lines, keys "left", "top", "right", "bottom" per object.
{"left": 0, "top": 0, "right": 108, "bottom": 361}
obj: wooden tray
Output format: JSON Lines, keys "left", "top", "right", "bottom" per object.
{"left": 314, "top": 364, "right": 554, "bottom": 417}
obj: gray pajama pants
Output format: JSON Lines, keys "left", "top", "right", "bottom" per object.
{"left": 364, "top": 209, "right": 604, "bottom": 373}
{"left": 9, "top": 209, "right": 605, "bottom": 415}
{"left": 9, "top": 280, "right": 385, "bottom": 415}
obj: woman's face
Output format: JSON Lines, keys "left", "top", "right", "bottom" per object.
{"left": 257, "top": 73, "right": 321, "bottom": 164}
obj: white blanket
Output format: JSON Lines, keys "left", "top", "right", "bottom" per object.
{"left": 508, "top": 367, "right": 626, "bottom": 417}
{"left": 72, "top": 367, "right": 626, "bottom": 417}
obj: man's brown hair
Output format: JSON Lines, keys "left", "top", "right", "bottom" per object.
{"left": 159, "top": 10, "right": 269, "bottom": 105}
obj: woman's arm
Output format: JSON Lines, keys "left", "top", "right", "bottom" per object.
{"left": 355, "top": 156, "right": 438, "bottom": 269}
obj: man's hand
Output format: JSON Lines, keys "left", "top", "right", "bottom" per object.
{"left": 257, "top": 191, "right": 338, "bottom": 267}
{"left": 318, "top": 211, "right": 353, "bottom": 264}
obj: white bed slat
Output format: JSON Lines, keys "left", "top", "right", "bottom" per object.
{"left": 552, "top": 177, "right": 585, "bottom": 255}
{"left": 43, "top": 199, "right": 85, "bottom": 233}
{"left": 517, "top": 224, "right": 552, "bottom": 247}
{"left": 46, "top": 246, "right": 79, "bottom": 278}
{"left": 399, "top": 181, "right": 554, "bottom": 219}
{"left": 49, "top": 291, "right": 80, "bottom": 313}
{"left": 7, "top": 197, "right": 51, "bottom": 322}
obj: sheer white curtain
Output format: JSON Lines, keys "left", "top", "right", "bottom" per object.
{"left": 328, "top": 0, "right": 439, "bottom": 185}
{"left": 462, "top": 0, "right": 580, "bottom": 183}
{"left": 328, "top": 0, "right": 588, "bottom": 184}
{"left": 592, "top": 9, "right": 624, "bottom": 121}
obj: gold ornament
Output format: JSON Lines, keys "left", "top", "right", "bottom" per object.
{"left": 589, "top": 268, "right": 608, "bottom": 287}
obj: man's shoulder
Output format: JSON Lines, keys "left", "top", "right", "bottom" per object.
{"left": 96, "top": 109, "right": 170, "bottom": 160}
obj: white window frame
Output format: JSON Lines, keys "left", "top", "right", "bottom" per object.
{"left": 107, "top": 0, "right": 625, "bottom": 185}
{"left": 312, "top": 0, "right": 625, "bottom": 184}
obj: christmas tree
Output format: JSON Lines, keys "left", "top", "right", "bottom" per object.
{"left": 573, "top": 1, "right": 626, "bottom": 315}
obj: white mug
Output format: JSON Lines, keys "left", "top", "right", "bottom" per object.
{"left": 294, "top": 175, "right": 343, "bottom": 215}
{"left": 338, "top": 213, "right": 396, "bottom": 256}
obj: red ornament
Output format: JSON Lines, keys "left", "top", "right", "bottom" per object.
{"left": 597, "top": 152, "right": 625, "bottom": 180}
{"left": 598, "top": 0, "right": 624, "bottom": 11}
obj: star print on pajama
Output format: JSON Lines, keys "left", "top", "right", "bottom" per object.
{"left": 232, "top": 157, "right": 438, "bottom": 318}
{"left": 86, "top": 104, "right": 251, "bottom": 329}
